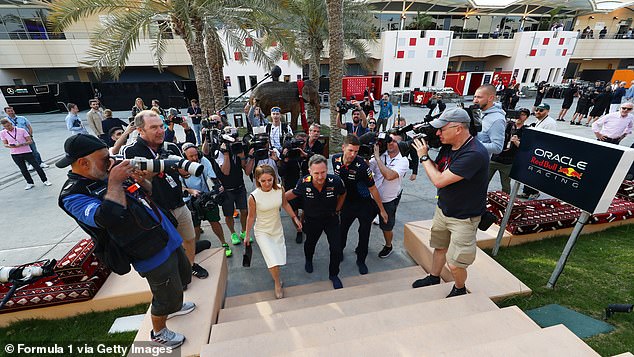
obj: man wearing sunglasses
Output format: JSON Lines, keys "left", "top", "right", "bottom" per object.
{"left": 410, "top": 108, "right": 489, "bottom": 298}
{"left": 592, "top": 102, "right": 634, "bottom": 145}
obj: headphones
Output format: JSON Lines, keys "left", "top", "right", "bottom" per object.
{"left": 181, "top": 142, "right": 204, "bottom": 162}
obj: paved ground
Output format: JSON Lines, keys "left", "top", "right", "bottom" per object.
{"left": 1, "top": 97, "right": 631, "bottom": 297}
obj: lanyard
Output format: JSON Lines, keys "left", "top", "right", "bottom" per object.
{"left": 6, "top": 128, "right": 18, "bottom": 142}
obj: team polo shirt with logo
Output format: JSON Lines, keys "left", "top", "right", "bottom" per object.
{"left": 292, "top": 174, "right": 345, "bottom": 218}
{"left": 331, "top": 154, "right": 375, "bottom": 203}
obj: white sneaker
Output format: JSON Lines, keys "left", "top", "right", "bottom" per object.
{"left": 372, "top": 215, "right": 380, "bottom": 225}
{"left": 27, "top": 164, "right": 34, "bottom": 171}
{"left": 25, "top": 183, "right": 34, "bottom": 190}
{"left": 167, "top": 301, "right": 196, "bottom": 319}
{"left": 40, "top": 163, "right": 49, "bottom": 168}
{"left": 43, "top": 181, "right": 52, "bottom": 186}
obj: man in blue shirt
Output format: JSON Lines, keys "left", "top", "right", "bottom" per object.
{"left": 377, "top": 93, "right": 393, "bottom": 132}
{"left": 4, "top": 106, "right": 47, "bottom": 168}
{"left": 57, "top": 134, "right": 195, "bottom": 348}
{"left": 65, "top": 103, "right": 89, "bottom": 135}
{"left": 474, "top": 84, "right": 506, "bottom": 156}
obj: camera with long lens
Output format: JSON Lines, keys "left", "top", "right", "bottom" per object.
{"left": 242, "top": 133, "right": 270, "bottom": 161}
{"left": 111, "top": 155, "right": 204, "bottom": 177}
{"left": 394, "top": 121, "right": 443, "bottom": 148}
{"left": 358, "top": 131, "right": 392, "bottom": 160}
{"left": 336, "top": 97, "right": 357, "bottom": 115}
{"left": 282, "top": 135, "right": 305, "bottom": 160}
{"left": 201, "top": 119, "right": 222, "bottom": 156}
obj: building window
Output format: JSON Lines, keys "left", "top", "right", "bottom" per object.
{"left": 397, "top": 51, "right": 404, "bottom": 59}
{"left": 547, "top": 68, "right": 555, "bottom": 82}
{"left": 404, "top": 72, "right": 412, "bottom": 87}
{"left": 432, "top": 71, "right": 438, "bottom": 86}
{"left": 238, "top": 76, "right": 247, "bottom": 93}
{"left": 394, "top": 72, "right": 402, "bottom": 88}
{"left": 249, "top": 76, "right": 257, "bottom": 88}
{"left": 531, "top": 69, "right": 540, "bottom": 83}
{"left": 423, "top": 71, "right": 430, "bottom": 87}
{"left": 522, "top": 69, "right": 530, "bottom": 83}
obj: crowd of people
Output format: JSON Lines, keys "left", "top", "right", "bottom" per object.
{"left": 1, "top": 78, "right": 633, "bottom": 348}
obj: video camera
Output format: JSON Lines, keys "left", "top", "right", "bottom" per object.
{"left": 166, "top": 108, "right": 184, "bottom": 125}
{"left": 201, "top": 118, "right": 222, "bottom": 156}
{"left": 242, "top": 133, "right": 271, "bottom": 161}
{"left": 358, "top": 131, "right": 393, "bottom": 160}
{"left": 282, "top": 135, "right": 305, "bottom": 160}
{"left": 219, "top": 127, "right": 245, "bottom": 155}
{"left": 191, "top": 186, "right": 225, "bottom": 213}
{"left": 336, "top": 96, "right": 358, "bottom": 115}
{"left": 111, "top": 155, "right": 204, "bottom": 177}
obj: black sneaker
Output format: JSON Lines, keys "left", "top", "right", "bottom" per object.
{"left": 412, "top": 274, "right": 441, "bottom": 288}
{"left": 329, "top": 275, "right": 343, "bottom": 289}
{"left": 356, "top": 261, "right": 369, "bottom": 275}
{"left": 378, "top": 245, "right": 393, "bottom": 259}
{"left": 192, "top": 263, "right": 209, "bottom": 279}
{"left": 446, "top": 285, "right": 467, "bottom": 298}
{"left": 296, "top": 232, "right": 303, "bottom": 244}
{"left": 305, "top": 261, "right": 313, "bottom": 273}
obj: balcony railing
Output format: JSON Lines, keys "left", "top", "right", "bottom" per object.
{"left": 0, "top": 31, "right": 177, "bottom": 40}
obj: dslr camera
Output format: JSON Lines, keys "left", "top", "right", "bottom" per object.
{"left": 282, "top": 135, "right": 306, "bottom": 160}
{"left": 358, "top": 131, "right": 392, "bottom": 160}
{"left": 336, "top": 96, "right": 357, "bottom": 115}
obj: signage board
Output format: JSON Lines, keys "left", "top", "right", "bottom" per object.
{"left": 510, "top": 127, "right": 634, "bottom": 214}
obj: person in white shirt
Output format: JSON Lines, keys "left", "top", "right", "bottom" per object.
{"left": 266, "top": 107, "right": 292, "bottom": 151}
{"left": 532, "top": 103, "right": 557, "bottom": 131}
{"left": 369, "top": 132, "right": 410, "bottom": 258}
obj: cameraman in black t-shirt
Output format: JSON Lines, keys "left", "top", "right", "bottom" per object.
{"left": 201, "top": 129, "right": 251, "bottom": 246}
{"left": 410, "top": 108, "right": 489, "bottom": 298}
{"left": 188, "top": 99, "right": 203, "bottom": 145}
{"left": 121, "top": 110, "right": 209, "bottom": 279}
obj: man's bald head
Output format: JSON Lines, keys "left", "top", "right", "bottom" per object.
{"left": 473, "top": 84, "right": 497, "bottom": 111}
{"left": 477, "top": 84, "right": 497, "bottom": 96}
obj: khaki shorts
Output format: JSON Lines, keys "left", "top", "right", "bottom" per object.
{"left": 429, "top": 206, "right": 480, "bottom": 269}
{"left": 171, "top": 204, "right": 196, "bottom": 242}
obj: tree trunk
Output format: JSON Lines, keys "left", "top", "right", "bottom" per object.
{"left": 174, "top": 17, "right": 214, "bottom": 114}
{"left": 325, "top": 0, "right": 344, "bottom": 148}
{"left": 204, "top": 30, "right": 227, "bottom": 113}
{"left": 308, "top": 43, "right": 322, "bottom": 125}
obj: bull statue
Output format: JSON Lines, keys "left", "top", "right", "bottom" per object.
{"left": 249, "top": 79, "right": 320, "bottom": 131}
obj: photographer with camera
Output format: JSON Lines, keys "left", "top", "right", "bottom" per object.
{"left": 361, "top": 96, "right": 375, "bottom": 117}
{"left": 245, "top": 136, "right": 281, "bottom": 182}
{"left": 393, "top": 117, "right": 419, "bottom": 181}
{"left": 488, "top": 108, "right": 529, "bottom": 194}
{"left": 333, "top": 135, "right": 388, "bottom": 275}
{"left": 425, "top": 94, "right": 446, "bottom": 121}
{"left": 368, "top": 132, "right": 410, "bottom": 259}
{"left": 336, "top": 100, "right": 368, "bottom": 137}
{"left": 410, "top": 108, "right": 489, "bottom": 298}
{"left": 121, "top": 110, "right": 209, "bottom": 279}
{"left": 286, "top": 154, "right": 347, "bottom": 289}
{"left": 474, "top": 84, "right": 506, "bottom": 156}
{"left": 266, "top": 107, "right": 293, "bottom": 152}
{"left": 180, "top": 143, "right": 232, "bottom": 258}
{"left": 57, "top": 134, "right": 195, "bottom": 348}
{"left": 279, "top": 132, "right": 310, "bottom": 243}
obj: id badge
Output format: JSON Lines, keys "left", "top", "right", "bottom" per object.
{"left": 165, "top": 175, "right": 178, "bottom": 188}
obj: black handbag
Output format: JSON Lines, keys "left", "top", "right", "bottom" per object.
{"left": 478, "top": 211, "right": 498, "bottom": 231}
{"left": 242, "top": 244, "right": 252, "bottom": 267}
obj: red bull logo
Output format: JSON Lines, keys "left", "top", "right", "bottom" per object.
{"left": 558, "top": 167, "right": 583, "bottom": 179}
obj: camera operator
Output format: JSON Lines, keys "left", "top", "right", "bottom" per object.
{"left": 361, "top": 96, "right": 375, "bottom": 117}
{"left": 410, "top": 108, "right": 489, "bottom": 298}
{"left": 121, "top": 110, "right": 209, "bottom": 279}
{"left": 179, "top": 143, "right": 232, "bottom": 257}
{"left": 394, "top": 117, "right": 419, "bottom": 181}
{"left": 368, "top": 132, "right": 410, "bottom": 258}
{"left": 488, "top": 108, "right": 529, "bottom": 193}
{"left": 425, "top": 94, "right": 446, "bottom": 121}
{"left": 204, "top": 130, "right": 250, "bottom": 246}
{"left": 333, "top": 134, "right": 388, "bottom": 275}
{"left": 245, "top": 138, "right": 281, "bottom": 182}
{"left": 285, "top": 154, "right": 346, "bottom": 289}
{"left": 474, "top": 84, "right": 506, "bottom": 156}
{"left": 336, "top": 103, "right": 368, "bottom": 137}
{"left": 57, "top": 134, "right": 194, "bottom": 348}
{"left": 266, "top": 107, "right": 293, "bottom": 152}
{"left": 279, "top": 132, "right": 310, "bottom": 243}
{"left": 306, "top": 123, "right": 324, "bottom": 157}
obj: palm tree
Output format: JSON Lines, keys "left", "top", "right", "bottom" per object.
{"left": 284, "top": 0, "right": 374, "bottom": 136}
{"left": 406, "top": 12, "right": 436, "bottom": 30}
{"left": 325, "top": 0, "right": 344, "bottom": 147}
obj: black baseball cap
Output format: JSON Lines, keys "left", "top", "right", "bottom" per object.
{"left": 56, "top": 134, "right": 108, "bottom": 168}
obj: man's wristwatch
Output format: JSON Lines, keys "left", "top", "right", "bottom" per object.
{"left": 419, "top": 155, "right": 429, "bottom": 163}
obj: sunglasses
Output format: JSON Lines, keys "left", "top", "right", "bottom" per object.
{"left": 535, "top": 109, "right": 546, "bottom": 112}
{"left": 621, "top": 107, "right": 633, "bottom": 111}
{"left": 369, "top": 121, "right": 376, "bottom": 125}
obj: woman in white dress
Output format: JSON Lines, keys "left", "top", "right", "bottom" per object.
{"left": 245, "top": 164, "right": 301, "bottom": 299}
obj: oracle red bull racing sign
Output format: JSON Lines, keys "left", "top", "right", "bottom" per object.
{"left": 510, "top": 127, "right": 634, "bottom": 214}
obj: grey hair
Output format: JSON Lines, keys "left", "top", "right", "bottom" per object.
{"left": 134, "top": 109, "right": 159, "bottom": 129}
{"left": 308, "top": 154, "right": 328, "bottom": 167}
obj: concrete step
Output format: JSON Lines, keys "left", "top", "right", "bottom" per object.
{"left": 211, "top": 282, "right": 453, "bottom": 343}
{"left": 404, "top": 221, "right": 532, "bottom": 302}
{"left": 613, "top": 353, "right": 634, "bottom": 357}
{"left": 441, "top": 325, "right": 600, "bottom": 357}
{"left": 217, "top": 267, "right": 425, "bottom": 323}
{"left": 224, "top": 265, "right": 424, "bottom": 308}
{"left": 130, "top": 248, "right": 227, "bottom": 357}
{"left": 202, "top": 293, "right": 499, "bottom": 356}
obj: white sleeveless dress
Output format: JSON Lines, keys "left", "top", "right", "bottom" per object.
{"left": 251, "top": 187, "right": 286, "bottom": 268}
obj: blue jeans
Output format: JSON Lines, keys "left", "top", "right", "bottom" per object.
{"left": 192, "top": 124, "right": 202, "bottom": 145}
{"left": 29, "top": 139, "right": 42, "bottom": 165}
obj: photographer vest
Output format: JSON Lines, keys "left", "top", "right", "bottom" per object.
{"left": 59, "top": 173, "right": 172, "bottom": 275}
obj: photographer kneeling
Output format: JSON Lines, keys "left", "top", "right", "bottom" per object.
{"left": 180, "top": 143, "right": 232, "bottom": 258}
{"left": 58, "top": 134, "right": 194, "bottom": 348}
{"left": 410, "top": 108, "right": 489, "bottom": 298}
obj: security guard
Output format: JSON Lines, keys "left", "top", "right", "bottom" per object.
{"left": 285, "top": 154, "right": 346, "bottom": 289}
{"left": 332, "top": 135, "right": 387, "bottom": 275}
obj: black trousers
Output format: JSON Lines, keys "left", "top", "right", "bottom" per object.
{"left": 340, "top": 200, "right": 377, "bottom": 263}
{"left": 12, "top": 153, "right": 47, "bottom": 184}
{"left": 303, "top": 215, "right": 342, "bottom": 277}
